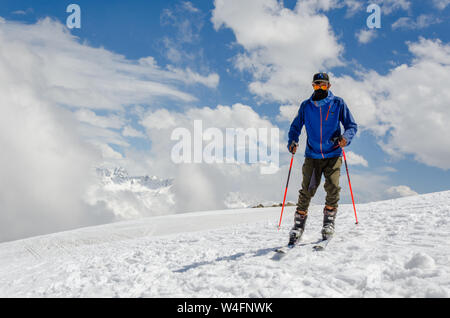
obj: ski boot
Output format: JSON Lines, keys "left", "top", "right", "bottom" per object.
{"left": 321, "top": 207, "right": 337, "bottom": 240}
{"left": 288, "top": 210, "right": 308, "bottom": 247}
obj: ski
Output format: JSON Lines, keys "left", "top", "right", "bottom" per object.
{"left": 312, "top": 239, "right": 330, "bottom": 251}
{"left": 272, "top": 238, "right": 326, "bottom": 260}
{"left": 275, "top": 245, "right": 295, "bottom": 254}
{"left": 271, "top": 245, "right": 296, "bottom": 260}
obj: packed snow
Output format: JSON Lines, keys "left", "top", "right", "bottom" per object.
{"left": 0, "top": 190, "right": 449, "bottom": 297}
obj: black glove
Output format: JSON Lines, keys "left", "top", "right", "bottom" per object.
{"left": 331, "top": 135, "right": 347, "bottom": 148}
{"left": 288, "top": 141, "right": 298, "bottom": 154}
{"left": 331, "top": 135, "right": 342, "bottom": 144}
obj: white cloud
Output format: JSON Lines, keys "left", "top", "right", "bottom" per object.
{"left": 295, "top": 0, "right": 341, "bottom": 13}
{"left": 372, "top": 0, "right": 411, "bottom": 15}
{"left": 337, "top": 172, "right": 389, "bottom": 204}
{"left": 12, "top": 10, "right": 27, "bottom": 15}
{"left": 137, "top": 103, "right": 285, "bottom": 212}
{"left": 161, "top": 2, "right": 203, "bottom": 44}
{"left": 212, "top": 0, "right": 344, "bottom": 103}
{"left": 74, "top": 109, "right": 125, "bottom": 129}
{"left": 391, "top": 17, "right": 413, "bottom": 30}
{"left": 125, "top": 103, "right": 415, "bottom": 216}
{"left": 12, "top": 8, "right": 33, "bottom": 16}
{"left": 345, "top": 151, "right": 369, "bottom": 167}
{"left": 0, "top": 17, "right": 219, "bottom": 242}
{"left": 141, "top": 104, "right": 278, "bottom": 132}
{"left": 355, "top": 29, "right": 378, "bottom": 44}
{"left": 79, "top": 123, "right": 129, "bottom": 149}
{"left": 0, "top": 18, "right": 218, "bottom": 112}
{"left": 122, "top": 126, "right": 146, "bottom": 138}
{"left": 342, "top": 0, "right": 363, "bottom": 17}
{"left": 212, "top": 1, "right": 450, "bottom": 171}
{"left": 182, "top": 1, "right": 200, "bottom": 13}
{"left": 166, "top": 66, "right": 219, "bottom": 88}
{"left": 276, "top": 104, "right": 300, "bottom": 122}
{"left": 335, "top": 38, "right": 450, "bottom": 170}
{"left": 433, "top": 0, "right": 450, "bottom": 10}
{"left": 159, "top": 0, "right": 213, "bottom": 75}
{"left": 392, "top": 14, "right": 442, "bottom": 30}
{"left": 385, "top": 185, "right": 418, "bottom": 198}
{"left": 0, "top": 72, "right": 109, "bottom": 242}
{"left": 141, "top": 108, "right": 178, "bottom": 130}
{"left": 96, "top": 144, "right": 124, "bottom": 160}
{"left": 381, "top": 166, "right": 397, "bottom": 173}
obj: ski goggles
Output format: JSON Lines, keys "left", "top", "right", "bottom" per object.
{"left": 313, "top": 82, "right": 329, "bottom": 90}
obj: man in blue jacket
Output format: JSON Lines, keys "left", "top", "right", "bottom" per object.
{"left": 287, "top": 72, "right": 357, "bottom": 246}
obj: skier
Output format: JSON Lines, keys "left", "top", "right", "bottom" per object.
{"left": 287, "top": 72, "right": 357, "bottom": 246}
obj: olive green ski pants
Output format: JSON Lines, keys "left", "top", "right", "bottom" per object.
{"left": 296, "top": 156, "right": 343, "bottom": 212}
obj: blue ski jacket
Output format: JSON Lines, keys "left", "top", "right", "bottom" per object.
{"left": 288, "top": 91, "right": 358, "bottom": 159}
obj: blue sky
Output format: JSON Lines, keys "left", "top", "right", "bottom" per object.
{"left": 1, "top": 0, "right": 450, "bottom": 208}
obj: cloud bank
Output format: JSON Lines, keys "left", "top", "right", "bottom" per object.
{"left": 212, "top": 1, "right": 450, "bottom": 171}
{"left": 0, "top": 17, "right": 218, "bottom": 242}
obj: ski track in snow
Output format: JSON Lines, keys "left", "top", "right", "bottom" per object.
{"left": 0, "top": 191, "right": 449, "bottom": 297}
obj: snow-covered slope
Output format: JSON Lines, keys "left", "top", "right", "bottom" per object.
{"left": 0, "top": 191, "right": 449, "bottom": 297}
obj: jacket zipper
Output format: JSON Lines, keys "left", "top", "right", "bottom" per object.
{"left": 316, "top": 101, "right": 325, "bottom": 159}
{"left": 325, "top": 104, "right": 331, "bottom": 121}
{"left": 325, "top": 104, "right": 337, "bottom": 150}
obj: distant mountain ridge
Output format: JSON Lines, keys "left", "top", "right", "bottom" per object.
{"left": 96, "top": 167, "right": 173, "bottom": 189}
{"left": 85, "top": 167, "right": 175, "bottom": 219}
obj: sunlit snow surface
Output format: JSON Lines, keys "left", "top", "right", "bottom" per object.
{"left": 0, "top": 191, "right": 449, "bottom": 297}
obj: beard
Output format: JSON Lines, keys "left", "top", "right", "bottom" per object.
{"left": 312, "top": 89, "right": 328, "bottom": 101}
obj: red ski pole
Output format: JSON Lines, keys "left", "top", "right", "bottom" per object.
{"left": 278, "top": 153, "right": 295, "bottom": 230}
{"left": 342, "top": 148, "right": 358, "bottom": 224}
